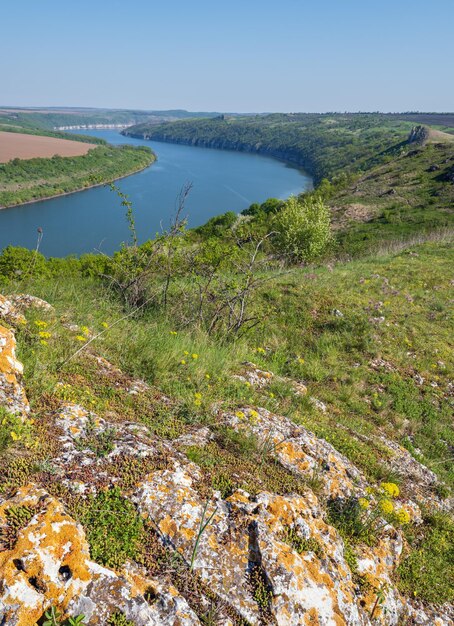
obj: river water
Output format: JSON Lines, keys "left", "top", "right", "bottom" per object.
{"left": 0, "top": 130, "right": 312, "bottom": 257}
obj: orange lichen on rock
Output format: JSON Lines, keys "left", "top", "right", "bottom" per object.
{"left": 0, "top": 486, "right": 91, "bottom": 625}
{"left": 0, "top": 324, "right": 29, "bottom": 418}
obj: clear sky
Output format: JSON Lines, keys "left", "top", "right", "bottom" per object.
{"left": 2, "top": 0, "right": 453, "bottom": 113}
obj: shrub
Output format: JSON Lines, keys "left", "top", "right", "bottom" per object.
{"left": 274, "top": 195, "right": 333, "bottom": 262}
{"left": 0, "top": 246, "right": 48, "bottom": 282}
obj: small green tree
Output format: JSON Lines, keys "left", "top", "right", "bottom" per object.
{"left": 274, "top": 195, "right": 333, "bottom": 263}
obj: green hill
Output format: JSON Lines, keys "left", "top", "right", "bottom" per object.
{"left": 0, "top": 113, "right": 453, "bottom": 625}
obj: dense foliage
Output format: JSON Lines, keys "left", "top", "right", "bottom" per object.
{"left": 124, "top": 113, "right": 417, "bottom": 183}
{"left": 0, "top": 144, "right": 154, "bottom": 207}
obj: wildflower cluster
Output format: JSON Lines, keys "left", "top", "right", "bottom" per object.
{"left": 54, "top": 382, "right": 99, "bottom": 408}
{"left": 179, "top": 350, "right": 200, "bottom": 366}
{"left": 0, "top": 409, "right": 34, "bottom": 452}
{"left": 33, "top": 319, "right": 53, "bottom": 346}
{"left": 358, "top": 482, "right": 411, "bottom": 530}
{"left": 234, "top": 408, "right": 259, "bottom": 423}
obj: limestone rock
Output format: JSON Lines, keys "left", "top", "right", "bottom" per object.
{"left": 134, "top": 467, "right": 367, "bottom": 625}
{"left": 0, "top": 485, "right": 200, "bottom": 626}
{"left": 0, "top": 324, "right": 29, "bottom": 418}
{"left": 222, "top": 406, "right": 365, "bottom": 499}
{"left": 7, "top": 294, "right": 54, "bottom": 314}
{"left": 0, "top": 295, "right": 26, "bottom": 327}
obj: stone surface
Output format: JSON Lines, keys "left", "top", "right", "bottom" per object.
{"left": 0, "top": 486, "right": 200, "bottom": 626}
{"left": 222, "top": 406, "right": 365, "bottom": 499}
{"left": 0, "top": 324, "right": 29, "bottom": 418}
{"left": 1, "top": 295, "right": 452, "bottom": 626}
{"left": 0, "top": 295, "right": 26, "bottom": 326}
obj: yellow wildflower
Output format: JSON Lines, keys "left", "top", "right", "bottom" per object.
{"left": 39, "top": 331, "right": 51, "bottom": 339}
{"left": 256, "top": 347, "right": 266, "bottom": 354}
{"left": 358, "top": 498, "right": 370, "bottom": 510}
{"left": 381, "top": 482, "right": 399, "bottom": 498}
{"left": 269, "top": 392, "right": 275, "bottom": 398}
{"left": 194, "top": 399, "right": 202, "bottom": 407}
{"left": 194, "top": 392, "right": 202, "bottom": 400}
{"left": 180, "top": 359, "right": 186, "bottom": 365}
{"left": 192, "top": 353, "right": 199, "bottom": 360}
{"left": 235, "top": 411, "right": 245, "bottom": 419}
{"left": 81, "top": 326, "right": 90, "bottom": 336}
{"left": 298, "top": 357, "right": 305, "bottom": 364}
{"left": 169, "top": 330, "right": 177, "bottom": 335}
{"left": 205, "top": 374, "right": 210, "bottom": 379}
{"left": 101, "top": 322, "right": 109, "bottom": 328}
{"left": 249, "top": 409, "right": 259, "bottom": 419}
{"left": 379, "top": 499, "right": 394, "bottom": 515}
{"left": 395, "top": 509, "right": 411, "bottom": 525}
{"left": 184, "top": 351, "right": 189, "bottom": 356}
{"left": 10, "top": 431, "right": 20, "bottom": 441}
{"left": 34, "top": 320, "right": 48, "bottom": 328}
{"left": 244, "top": 381, "right": 251, "bottom": 387}
{"left": 40, "top": 340, "right": 48, "bottom": 346}
{"left": 75, "top": 335, "right": 86, "bottom": 342}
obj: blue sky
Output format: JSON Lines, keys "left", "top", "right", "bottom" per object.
{"left": 2, "top": 0, "right": 453, "bottom": 112}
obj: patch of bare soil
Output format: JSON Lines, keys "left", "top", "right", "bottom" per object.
{"left": 0, "top": 131, "right": 95, "bottom": 163}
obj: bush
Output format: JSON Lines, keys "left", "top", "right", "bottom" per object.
{"left": 274, "top": 195, "right": 332, "bottom": 262}
{"left": 0, "top": 246, "right": 48, "bottom": 282}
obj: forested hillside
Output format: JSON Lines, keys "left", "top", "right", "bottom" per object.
{"left": 124, "top": 113, "right": 420, "bottom": 183}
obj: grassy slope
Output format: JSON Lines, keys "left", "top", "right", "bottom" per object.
{"left": 1, "top": 239, "right": 452, "bottom": 603}
{"left": 329, "top": 139, "right": 454, "bottom": 254}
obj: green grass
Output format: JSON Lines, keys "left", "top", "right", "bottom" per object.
{"left": 4, "top": 240, "right": 453, "bottom": 491}
{"left": 0, "top": 237, "right": 453, "bottom": 605}
{"left": 397, "top": 512, "right": 454, "bottom": 604}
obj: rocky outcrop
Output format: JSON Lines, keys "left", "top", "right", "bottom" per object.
{"left": 407, "top": 125, "right": 430, "bottom": 145}
{"left": 0, "top": 486, "right": 200, "bottom": 626}
{"left": 222, "top": 406, "right": 365, "bottom": 500}
{"left": 0, "top": 324, "right": 29, "bottom": 418}
{"left": 1, "top": 295, "right": 452, "bottom": 626}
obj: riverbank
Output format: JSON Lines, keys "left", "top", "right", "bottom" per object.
{"left": 0, "top": 144, "right": 155, "bottom": 208}
{"left": 123, "top": 130, "right": 312, "bottom": 177}
{"left": 0, "top": 131, "right": 311, "bottom": 257}
{"left": 0, "top": 159, "right": 154, "bottom": 210}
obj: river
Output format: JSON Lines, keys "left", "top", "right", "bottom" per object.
{"left": 0, "top": 130, "right": 312, "bottom": 257}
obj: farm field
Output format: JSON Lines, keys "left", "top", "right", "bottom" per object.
{"left": 0, "top": 130, "right": 95, "bottom": 162}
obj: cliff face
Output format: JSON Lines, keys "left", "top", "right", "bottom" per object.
{"left": 0, "top": 293, "right": 452, "bottom": 626}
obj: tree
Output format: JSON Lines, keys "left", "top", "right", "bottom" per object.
{"left": 274, "top": 195, "right": 332, "bottom": 263}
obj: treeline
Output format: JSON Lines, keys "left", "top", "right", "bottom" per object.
{"left": 124, "top": 113, "right": 414, "bottom": 183}
{"left": 0, "top": 145, "right": 155, "bottom": 207}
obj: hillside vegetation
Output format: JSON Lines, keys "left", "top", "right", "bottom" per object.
{"left": 129, "top": 114, "right": 454, "bottom": 256}
{"left": 0, "top": 114, "right": 453, "bottom": 625}
{"left": 0, "top": 144, "right": 154, "bottom": 207}
{"left": 124, "top": 113, "right": 419, "bottom": 183}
